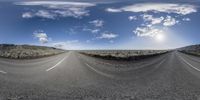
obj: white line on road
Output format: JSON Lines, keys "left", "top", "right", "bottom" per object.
{"left": 85, "top": 63, "right": 114, "bottom": 78}
{"left": 0, "top": 70, "right": 7, "bottom": 74}
{"left": 46, "top": 55, "right": 68, "bottom": 72}
{"left": 178, "top": 55, "right": 200, "bottom": 72}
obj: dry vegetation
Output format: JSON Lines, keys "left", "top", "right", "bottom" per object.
{"left": 0, "top": 44, "right": 65, "bottom": 59}
{"left": 179, "top": 44, "right": 200, "bottom": 56}
{"left": 180, "top": 50, "right": 200, "bottom": 56}
{"left": 79, "top": 50, "right": 169, "bottom": 61}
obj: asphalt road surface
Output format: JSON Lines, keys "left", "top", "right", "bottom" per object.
{"left": 0, "top": 51, "right": 200, "bottom": 100}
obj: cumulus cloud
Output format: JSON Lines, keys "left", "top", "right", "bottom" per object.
{"left": 89, "top": 19, "right": 104, "bottom": 27}
{"left": 33, "top": 31, "right": 49, "bottom": 44}
{"left": 83, "top": 19, "right": 104, "bottom": 34}
{"left": 106, "top": 3, "right": 197, "bottom": 38}
{"left": 22, "top": 12, "right": 33, "bottom": 18}
{"left": 163, "top": 16, "right": 179, "bottom": 26}
{"left": 134, "top": 26, "right": 164, "bottom": 37}
{"left": 15, "top": 1, "right": 96, "bottom": 19}
{"left": 142, "top": 14, "right": 164, "bottom": 25}
{"left": 97, "top": 32, "right": 118, "bottom": 39}
{"left": 133, "top": 15, "right": 179, "bottom": 37}
{"left": 141, "top": 14, "right": 178, "bottom": 27}
{"left": 128, "top": 16, "right": 137, "bottom": 21}
{"left": 106, "top": 3, "right": 197, "bottom": 15}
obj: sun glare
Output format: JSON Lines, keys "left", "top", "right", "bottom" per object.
{"left": 155, "top": 33, "right": 165, "bottom": 42}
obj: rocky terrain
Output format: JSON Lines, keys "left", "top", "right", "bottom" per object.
{"left": 179, "top": 44, "right": 200, "bottom": 56}
{"left": 0, "top": 44, "right": 65, "bottom": 59}
{"left": 79, "top": 50, "right": 169, "bottom": 61}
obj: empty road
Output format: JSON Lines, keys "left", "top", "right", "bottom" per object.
{"left": 0, "top": 51, "right": 200, "bottom": 100}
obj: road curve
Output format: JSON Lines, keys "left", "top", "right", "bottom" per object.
{"left": 0, "top": 51, "right": 200, "bottom": 100}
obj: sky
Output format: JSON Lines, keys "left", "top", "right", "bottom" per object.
{"left": 0, "top": 0, "right": 200, "bottom": 50}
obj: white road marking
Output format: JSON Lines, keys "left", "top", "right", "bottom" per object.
{"left": 0, "top": 70, "right": 7, "bottom": 74}
{"left": 182, "top": 53, "right": 200, "bottom": 63}
{"left": 178, "top": 55, "right": 200, "bottom": 72}
{"left": 46, "top": 55, "right": 68, "bottom": 72}
{"left": 85, "top": 63, "right": 114, "bottom": 78}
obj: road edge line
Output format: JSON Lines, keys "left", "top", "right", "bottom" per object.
{"left": 178, "top": 54, "right": 200, "bottom": 72}
{"left": 85, "top": 63, "right": 114, "bottom": 78}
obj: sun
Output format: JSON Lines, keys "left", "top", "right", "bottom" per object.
{"left": 155, "top": 33, "right": 165, "bottom": 42}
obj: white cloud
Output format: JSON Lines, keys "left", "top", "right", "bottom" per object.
{"left": 15, "top": 1, "right": 96, "bottom": 19}
{"left": 22, "top": 10, "right": 56, "bottom": 19}
{"left": 22, "top": 12, "right": 33, "bottom": 18}
{"left": 142, "top": 14, "right": 164, "bottom": 25}
{"left": 134, "top": 26, "right": 164, "bottom": 37}
{"left": 106, "top": 3, "right": 196, "bottom": 39}
{"left": 83, "top": 28, "right": 100, "bottom": 33}
{"left": 15, "top": 1, "right": 95, "bottom": 8}
{"left": 128, "top": 16, "right": 137, "bottom": 21}
{"left": 91, "top": 29, "right": 100, "bottom": 33}
{"left": 132, "top": 15, "right": 179, "bottom": 38}
{"left": 97, "top": 32, "right": 118, "bottom": 39}
{"left": 53, "top": 8, "right": 90, "bottom": 18}
{"left": 182, "top": 18, "right": 191, "bottom": 21}
{"left": 89, "top": 20, "right": 104, "bottom": 27}
{"left": 106, "top": 3, "right": 197, "bottom": 15}
{"left": 106, "top": 8, "right": 122, "bottom": 12}
{"left": 33, "top": 31, "right": 49, "bottom": 44}
{"left": 36, "top": 10, "right": 56, "bottom": 19}
{"left": 84, "top": 19, "right": 104, "bottom": 34}
{"left": 163, "top": 16, "right": 179, "bottom": 26}
{"left": 133, "top": 15, "right": 179, "bottom": 38}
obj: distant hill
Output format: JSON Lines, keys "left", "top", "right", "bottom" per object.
{"left": 179, "top": 44, "right": 200, "bottom": 51}
{"left": 0, "top": 44, "right": 65, "bottom": 59}
{"left": 179, "top": 44, "right": 200, "bottom": 56}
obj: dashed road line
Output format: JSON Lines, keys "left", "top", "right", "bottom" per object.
{"left": 0, "top": 70, "right": 7, "bottom": 74}
{"left": 46, "top": 55, "right": 68, "bottom": 72}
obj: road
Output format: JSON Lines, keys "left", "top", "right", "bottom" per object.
{"left": 0, "top": 51, "right": 200, "bottom": 100}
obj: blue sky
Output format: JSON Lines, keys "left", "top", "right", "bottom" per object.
{"left": 0, "top": 0, "right": 200, "bottom": 50}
